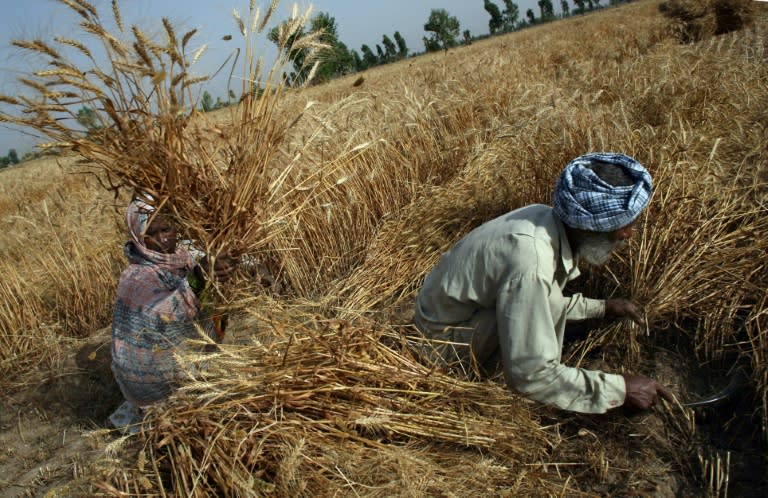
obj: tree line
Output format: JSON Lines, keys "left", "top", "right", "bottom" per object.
{"left": 3, "top": 0, "right": 634, "bottom": 164}
{"left": 260, "top": 0, "right": 634, "bottom": 89}
{"left": 88, "top": 1, "right": 637, "bottom": 114}
{"left": 0, "top": 147, "right": 54, "bottom": 167}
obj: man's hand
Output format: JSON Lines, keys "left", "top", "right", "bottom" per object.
{"left": 605, "top": 298, "right": 645, "bottom": 325}
{"left": 622, "top": 373, "right": 674, "bottom": 412}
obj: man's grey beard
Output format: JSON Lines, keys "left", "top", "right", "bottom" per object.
{"left": 575, "top": 232, "right": 625, "bottom": 266}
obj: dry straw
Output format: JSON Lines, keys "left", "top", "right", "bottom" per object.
{"left": 1, "top": 0, "right": 767, "bottom": 495}
{"left": 94, "top": 303, "right": 572, "bottom": 497}
{"left": 98, "top": 1, "right": 768, "bottom": 493}
{"left": 0, "top": 0, "right": 333, "bottom": 306}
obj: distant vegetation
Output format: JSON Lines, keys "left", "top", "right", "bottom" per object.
{"left": 0, "top": 1, "right": 641, "bottom": 159}
{"left": 0, "top": 149, "right": 19, "bottom": 168}
{"left": 196, "top": 0, "right": 637, "bottom": 110}
{"left": 1, "top": 0, "right": 751, "bottom": 161}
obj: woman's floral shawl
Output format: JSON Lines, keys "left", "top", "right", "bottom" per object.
{"left": 111, "top": 200, "right": 214, "bottom": 407}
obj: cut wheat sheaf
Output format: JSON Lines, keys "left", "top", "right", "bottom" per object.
{"left": 0, "top": 0, "right": 766, "bottom": 496}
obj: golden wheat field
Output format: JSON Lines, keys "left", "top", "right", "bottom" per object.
{"left": 0, "top": 0, "right": 766, "bottom": 496}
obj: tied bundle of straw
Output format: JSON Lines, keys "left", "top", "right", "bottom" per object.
{"left": 0, "top": 0, "right": 331, "bottom": 304}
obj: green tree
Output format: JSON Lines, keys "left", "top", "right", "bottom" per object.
{"left": 308, "top": 12, "right": 353, "bottom": 82}
{"left": 375, "top": 44, "right": 385, "bottom": 61}
{"left": 463, "top": 29, "right": 472, "bottom": 45}
{"left": 331, "top": 40, "right": 356, "bottom": 76}
{"left": 76, "top": 106, "right": 100, "bottom": 130}
{"left": 351, "top": 49, "right": 363, "bottom": 70}
{"left": 484, "top": 0, "right": 504, "bottom": 35}
{"left": 423, "top": 9, "right": 461, "bottom": 53}
{"left": 538, "top": 0, "right": 555, "bottom": 21}
{"left": 393, "top": 31, "right": 408, "bottom": 58}
{"left": 422, "top": 36, "right": 441, "bottom": 52}
{"left": 268, "top": 21, "right": 307, "bottom": 83}
{"left": 7, "top": 149, "right": 19, "bottom": 165}
{"left": 268, "top": 11, "right": 352, "bottom": 84}
{"left": 526, "top": 8, "right": 536, "bottom": 24}
{"left": 501, "top": 1, "right": 520, "bottom": 31}
{"left": 381, "top": 34, "right": 397, "bottom": 62}
{"left": 360, "top": 44, "right": 378, "bottom": 68}
{"left": 561, "top": 0, "right": 570, "bottom": 17}
{"left": 573, "top": 0, "right": 585, "bottom": 13}
{"left": 201, "top": 91, "right": 214, "bottom": 112}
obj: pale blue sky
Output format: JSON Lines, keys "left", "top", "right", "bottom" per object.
{"left": 0, "top": 0, "right": 545, "bottom": 156}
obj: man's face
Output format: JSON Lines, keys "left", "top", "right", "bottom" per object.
{"left": 143, "top": 215, "right": 178, "bottom": 254}
{"left": 574, "top": 228, "right": 629, "bottom": 266}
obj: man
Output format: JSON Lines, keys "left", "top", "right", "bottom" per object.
{"left": 413, "top": 152, "right": 672, "bottom": 414}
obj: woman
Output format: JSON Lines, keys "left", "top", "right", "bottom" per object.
{"left": 109, "top": 197, "right": 235, "bottom": 432}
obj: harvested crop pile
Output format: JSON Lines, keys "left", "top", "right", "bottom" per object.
{"left": 661, "top": 0, "right": 756, "bottom": 42}
{"left": 1, "top": 0, "right": 766, "bottom": 496}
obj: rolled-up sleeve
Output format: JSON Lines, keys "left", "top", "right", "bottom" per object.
{"left": 564, "top": 293, "right": 605, "bottom": 321}
{"left": 497, "top": 275, "right": 625, "bottom": 413}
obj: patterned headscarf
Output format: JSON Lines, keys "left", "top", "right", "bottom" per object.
{"left": 113, "top": 198, "right": 210, "bottom": 408}
{"left": 552, "top": 152, "right": 652, "bottom": 232}
{"left": 125, "top": 198, "right": 193, "bottom": 272}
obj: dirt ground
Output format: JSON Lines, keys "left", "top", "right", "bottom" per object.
{"left": 0, "top": 328, "right": 121, "bottom": 497}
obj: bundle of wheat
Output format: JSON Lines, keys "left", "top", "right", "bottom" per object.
{"left": 92, "top": 302, "right": 579, "bottom": 496}
{"left": 0, "top": 0, "right": 334, "bottom": 304}
{"left": 661, "top": 0, "right": 756, "bottom": 42}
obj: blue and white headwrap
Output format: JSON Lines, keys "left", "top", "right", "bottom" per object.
{"left": 552, "top": 152, "right": 652, "bottom": 232}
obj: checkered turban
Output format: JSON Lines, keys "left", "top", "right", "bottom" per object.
{"left": 552, "top": 152, "right": 652, "bottom": 232}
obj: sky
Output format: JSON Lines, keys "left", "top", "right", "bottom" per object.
{"left": 0, "top": 0, "right": 544, "bottom": 156}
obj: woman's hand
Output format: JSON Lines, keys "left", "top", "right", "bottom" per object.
{"left": 201, "top": 251, "right": 239, "bottom": 283}
{"left": 210, "top": 252, "right": 239, "bottom": 282}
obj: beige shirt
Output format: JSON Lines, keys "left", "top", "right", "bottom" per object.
{"left": 416, "top": 204, "right": 626, "bottom": 413}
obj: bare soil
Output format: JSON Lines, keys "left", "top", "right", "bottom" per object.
{"left": 0, "top": 322, "right": 265, "bottom": 497}
{"left": 0, "top": 329, "right": 120, "bottom": 497}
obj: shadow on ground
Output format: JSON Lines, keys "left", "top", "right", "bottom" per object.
{"left": 0, "top": 327, "right": 122, "bottom": 497}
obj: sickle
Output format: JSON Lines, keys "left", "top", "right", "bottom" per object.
{"left": 683, "top": 367, "right": 748, "bottom": 408}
